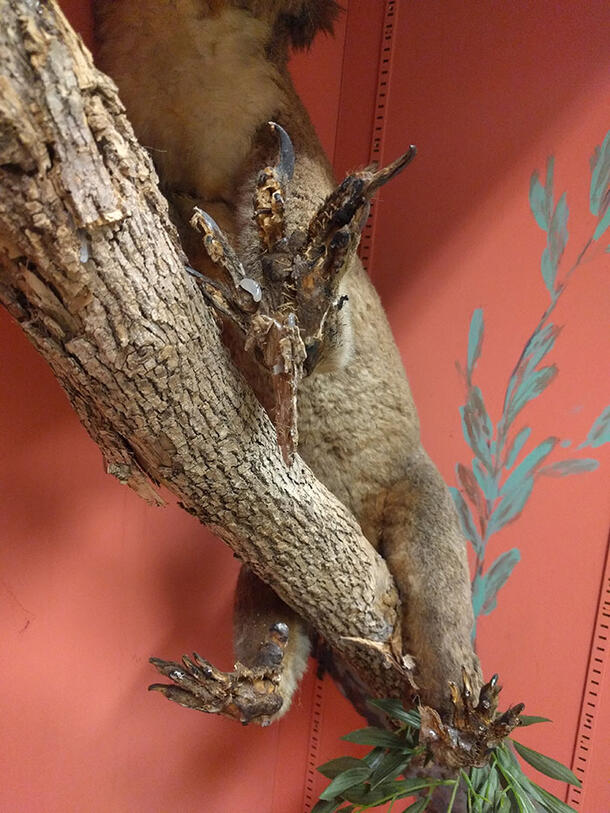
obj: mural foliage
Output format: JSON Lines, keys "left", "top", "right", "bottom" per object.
{"left": 451, "top": 132, "right": 610, "bottom": 635}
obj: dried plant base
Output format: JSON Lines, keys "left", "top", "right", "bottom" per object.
{"left": 149, "top": 622, "right": 289, "bottom": 726}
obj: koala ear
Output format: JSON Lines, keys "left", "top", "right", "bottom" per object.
{"left": 277, "top": 1, "right": 342, "bottom": 50}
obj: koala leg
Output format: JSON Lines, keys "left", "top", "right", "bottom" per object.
{"left": 378, "top": 452, "right": 481, "bottom": 715}
{"left": 234, "top": 566, "right": 311, "bottom": 720}
{"left": 149, "top": 566, "right": 310, "bottom": 725}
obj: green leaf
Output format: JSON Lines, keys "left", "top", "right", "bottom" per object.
{"left": 369, "top": 750, "right": 411, "bottom": 788}
{"left": 467, "top": 308, "right": 485, "bottom": 377}
{"left": 341, "top": 727, "right": 404, "bottom": 749}
{"left": 311, "top": 800, "right": 340, "bottom": 813}
{"left": 512, "top": 739, "right": 581, "bottom": 786}
{"left": 319, "top": 766, "right": 373, "bottom": 801}
{"left": 531, "top": 782, "right": 577, "bottom": 812}
{"left": 403, "top": 799, "right": 429, "bottom": 812}
{"left": 367, "top": 699, "right": 421, "bottom": 729}
{"left": 318, "top": 757, "right": 365, "bottom": 780}
{"left": 518, "top": 715, "right": 552, "bottom": 727}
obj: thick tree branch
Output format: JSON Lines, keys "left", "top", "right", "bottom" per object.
{"left": 0, "top": 0, "right": 410, "bottom": 700}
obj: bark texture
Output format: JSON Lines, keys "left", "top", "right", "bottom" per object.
{"left": 0, "top": 0, "right": 409, "bottom": 699}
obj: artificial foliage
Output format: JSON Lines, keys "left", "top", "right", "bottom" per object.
{"left": 314, "top": 700, "right": 580, "bottom": 812}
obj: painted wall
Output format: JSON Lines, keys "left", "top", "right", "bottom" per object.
{"left": 1, "top": 1, "right": 608, "bottom": 812}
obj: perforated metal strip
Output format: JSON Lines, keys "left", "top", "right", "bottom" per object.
{"left": 302, "top": 673, "right": 326, "bottom": 813}
{"left": 359, "top": 0, "right": 398, "bottom": 274}
{"left": 566, "top": 535, "right": 610, "bottom": 808}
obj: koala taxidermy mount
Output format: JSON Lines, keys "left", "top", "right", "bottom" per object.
{"left": 0, "top": 0, "right": 524, "bottom": 782}
{"left": 93, "top": 0, "right": 523, "bottom": 766}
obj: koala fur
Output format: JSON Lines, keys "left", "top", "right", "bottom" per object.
{"left": 95, "top": 0, "right": 481, "bottom": 721}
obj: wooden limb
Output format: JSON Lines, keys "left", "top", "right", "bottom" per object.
{"left": 0, "top": 0, "right": 407, "bottom": 705}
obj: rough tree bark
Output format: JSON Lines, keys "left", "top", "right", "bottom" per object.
{"left": 0, "top": 0, "right": 410, "bottom": 702}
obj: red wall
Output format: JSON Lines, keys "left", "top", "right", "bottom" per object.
{"left": 1, "top": 1, "right": 608, "bottom": 811}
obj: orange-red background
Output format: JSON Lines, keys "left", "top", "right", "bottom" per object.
{"left": 1, "top": 1, "right": 608, "bottom": 811}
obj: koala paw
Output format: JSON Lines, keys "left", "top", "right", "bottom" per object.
{"left": 148, "top": 622, "right": 289, "bottom": 726}
{"left": 419, "top": 670, "right": 524, "bottom": 768}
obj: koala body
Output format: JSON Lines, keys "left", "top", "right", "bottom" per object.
{"left": 95, "top": 0, "right": 480, "bottom": 720}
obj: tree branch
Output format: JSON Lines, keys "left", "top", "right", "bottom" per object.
{"left": 0, "top": 0, "right": 409, "bottom": 701}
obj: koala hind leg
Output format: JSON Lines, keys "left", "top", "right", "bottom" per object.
{"left": 378, "top": 452, "right": 481, "bottom": 715}
{"left": 233, "top": 565, "right": 311, "bottom": 721}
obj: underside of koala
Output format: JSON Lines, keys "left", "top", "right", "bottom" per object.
{"left": 95, "top": 0, "right": 522, "bottom": 766}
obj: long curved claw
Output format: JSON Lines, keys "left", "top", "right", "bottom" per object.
{"left": 253, "top": 123, "right": 297, "bottom": 252}
{"left": 269, "top": 121, "right": 295, "bottom": 183}
{"left": 363, "top": 145, "right": 417, "bottom": 197}
{"left": 190, "top": 208, "right": 247, "bottom": 289}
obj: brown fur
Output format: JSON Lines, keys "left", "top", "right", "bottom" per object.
{"left": 95, "top": 0, "right": 481, "bottom": 719}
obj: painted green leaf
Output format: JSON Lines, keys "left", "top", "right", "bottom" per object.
{"left": 478, "top": 549, "right": 521, "bottom": 615}
{"left": 467, "top": 308, "right": 485, "bottom": 376}
{"left": 318, "top": 757, "right": 365, "bottom": 780}
{"left": 580, "top": 405, "right": 610, "bottom": 448}
{"left": 538, "top": 458, "right": 599, "bottom": 477}
{"left": 501, "top": 437, "right": 557, "bottom": 498}
{"left": 540, "top": 247, "right": 557, "bottom": 298}
{"left": 593, "top": 202, "right": 610, "bottom": 240}
{"left": 506, "top": 365, "right": 558, "bottom": 427}
{"left": 318, "top": 766, "right": 372, "bottom": 801}
{"left": 488, "top": 477, "right": 534, "bottom": 534}
{"left": 512, "top": 740, "right": 581, "bottom": 786}
{"left": 529, "top": 169, "right": 550, "bottom": 230}
{"left": 450, "top": 487, "right": 484, "bottom": 555}
{"left": 473, "top": 457, "right": 498, "bottom": 501}
{"left": 341, "top": 727, "right": 403, "bottom": 749}
{"left": 590, "top": 130, "right": 610, "bottom": 216}
{"left": 456, "top": 462, "right": 487, "bottom": 518}
{"left": 471, "top": 573, "right": 487, "bottom": 618}
{"left": 522, "top": 323, "right": 561, "bottom": 375}
{"left": 461, "top": 385, "right": 494, "bottom": 470}
{"left": 548, "top": 192, "right": 569, "bottom": 269}
{"left": 504, "top": 427, "right": 531, "bottom": 469}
